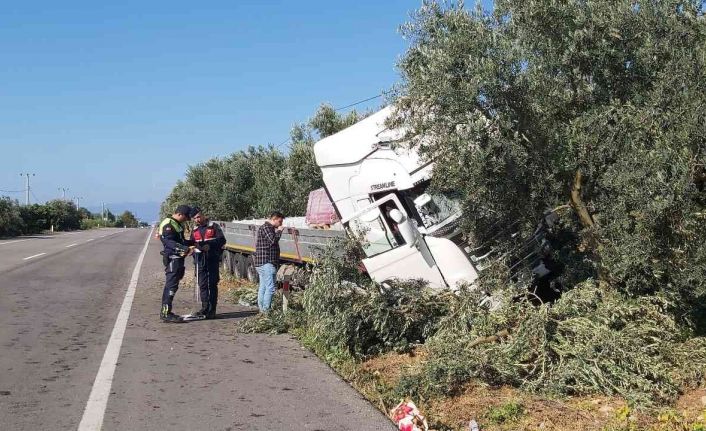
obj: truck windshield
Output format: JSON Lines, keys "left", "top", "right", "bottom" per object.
{"left": 402, "top": 181, "right": 461, "bottom": 229}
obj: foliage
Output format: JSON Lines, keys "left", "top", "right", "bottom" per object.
{"left": 603, "top": 406, "right": 706, "bottom": 431}
{"left": 300, "top": 242, "right": 452, "bottom": 357}
{"left": 238, "top": 238, "right": 451, "bottom": 357}
{"left": 160, "top": 103, "right": 366, "bottom": 220}
{"left": 114, "top": 210, "right": 138, "bottom": 228}
{"left": 235, "top": 1, "right": 706, "bottom": 412}
{"left": 391, "top": 0, "right": 706, "bottom": 311}
{"left": 19, "top": 204, "right": 49, "bottom": 234}
{"left": 0, "top": 196, "right": 118, "bottom": 236}
{"left": 309, "top": 103, "right": 364, "bottom": 138}
{"left": 485, "top": 401, "right": 525, "bottom": 424}
{"left": 44, "top": 199, "right": 81, "bottom": 231}
{"left": 225, "top": 277, "right": 259, "bottom": 306}
{"left": 80, "top": 218, "right": 109, "bottom": 230}
{"left": 239, "top": 237, "right": 706, "bottom": 407}
{"left": 0, "top": 196, "right": 25, "bottom": 237}
{"left": 401, "top": 280, "right": 706, "bottom": 407}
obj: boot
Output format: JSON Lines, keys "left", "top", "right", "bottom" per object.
{"left": 160, "top": 304, "right": 183, "bottom": 323}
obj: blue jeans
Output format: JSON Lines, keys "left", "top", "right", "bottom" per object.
{"left": 256, "top": 263, "right": 277, "bottom": 312}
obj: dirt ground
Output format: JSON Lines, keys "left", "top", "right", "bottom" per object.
{"left": 359, "top": 349, "right": 706, "bottom": 431}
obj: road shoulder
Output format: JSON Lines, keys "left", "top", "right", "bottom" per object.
{"left": 103, "top": 237, "right": 394, "bottom": 430}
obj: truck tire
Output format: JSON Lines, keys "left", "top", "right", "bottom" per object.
{"left": 233, "top": 253, "right": 247, "bottom": 279}
{"left": 222, "top": 251, "right": 234, "bottom": 275}
{"left": 246, "top": 256, "right": 259, "bottom": 284}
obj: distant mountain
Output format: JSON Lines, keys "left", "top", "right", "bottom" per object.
{"left": 88, "top": 201, "right": 161, "bottom": 223}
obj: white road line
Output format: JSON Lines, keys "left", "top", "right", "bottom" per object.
{"left": 65, "top": 243, "right": 78, "bottom": 248}
{"left": 86, "top": 239, "right": 94, "bottom": 242}
{"left": 22, "top": 252, "right": 46, "bottom": 260}
{"left": 0, "top": 238, "right": 32, "bottom": 246}
{"left": 77, "top": 228, "right": 153, "bottom": 431}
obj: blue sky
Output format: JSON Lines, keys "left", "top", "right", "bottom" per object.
{"left": 0, "top": 1, "right": 492, "bottom": 220}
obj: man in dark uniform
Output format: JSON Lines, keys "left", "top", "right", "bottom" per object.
{"left": 188, "top": 207, "right": 226, "bottom": 319}
{"left": 158, "top": 205, "right": 194, "bottom": 323}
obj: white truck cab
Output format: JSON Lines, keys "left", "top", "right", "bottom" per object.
{"left": 314, "top": 106, "right": 480, "bottom": 289}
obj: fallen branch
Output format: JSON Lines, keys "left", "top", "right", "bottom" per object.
{"left": 468, "top": 329, "right": 511, "bottom": 349}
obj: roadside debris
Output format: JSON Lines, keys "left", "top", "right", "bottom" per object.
{"left": 390, "top": 399, "right": 428, "bottom": 431}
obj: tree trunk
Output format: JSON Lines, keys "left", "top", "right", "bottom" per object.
{"left": 570, "top": 169, "right": 595, "bottom": 228}
{"left": 570, "top": 169, "right": 609, "bottom": 286}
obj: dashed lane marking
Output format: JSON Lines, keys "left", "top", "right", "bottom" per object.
{"left": 22, "top": 253, "right": 46, "bottom": 260}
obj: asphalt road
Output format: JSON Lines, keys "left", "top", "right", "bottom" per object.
{"left": 0, "top": 228, "right": 394, "bottom": 430}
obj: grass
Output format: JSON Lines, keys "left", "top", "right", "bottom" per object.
{"left": 485, "top": 401, "right": 525, "bottom": 424}
{"left": 220, "top": 272, "right": 258, "bottom": 306}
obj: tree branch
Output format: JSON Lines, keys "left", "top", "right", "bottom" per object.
{"left": 468, "top": 329, "right": 510, "bottom": 349}
{"left": 570, "top": 169, "right": 596, "bottom": 228}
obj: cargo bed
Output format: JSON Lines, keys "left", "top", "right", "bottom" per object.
{"left": 219, "top": 219, "right": 345, "bottom": 264}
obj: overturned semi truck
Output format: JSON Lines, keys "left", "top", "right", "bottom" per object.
{"left": 217, "top": 106, "right": 555, "bottom": 290}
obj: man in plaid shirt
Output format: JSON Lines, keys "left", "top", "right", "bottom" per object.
{"left": 254, "top": 211, "right": 285, "bottom": 311}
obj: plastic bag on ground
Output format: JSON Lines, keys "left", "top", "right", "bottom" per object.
{"left": 389, "top": 399, "right": 428, "bottom": 431}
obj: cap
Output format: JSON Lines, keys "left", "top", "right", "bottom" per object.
{"left": 189, "top": 206, "right": 202, "bottom": 218}
{"left": 175, "top": 205, "right": 192, "bottom": 218}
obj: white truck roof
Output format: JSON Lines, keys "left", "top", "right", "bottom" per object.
{"left": 314, "top": 106, "right": 404, "bottom": 167}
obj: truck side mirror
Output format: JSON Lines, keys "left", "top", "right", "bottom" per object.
{"left": 387, "top": 208, "right": 405, "bottom": 223}
{"left": 389, "top": 209, "right": 419, "bottom": 246}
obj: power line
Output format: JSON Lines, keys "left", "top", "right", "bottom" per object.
{"left": 334, "top": 93, "right": 384, "bottom": 111}
{"left": 273, "top": 92, "right": 387, "bottom": 150}
{"left": 274, "top": 136, "right": 291, "bottom": 149}
{"left": 0, "top": 189, "right": 24, "bottom": 193}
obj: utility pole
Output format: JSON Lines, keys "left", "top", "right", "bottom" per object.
{"left": 19, "top": 173, "right": 35, "bottom": 205}
{"left": 101, "top": 202, "right": 105, "bottom": 220}
{"left": 73, "top": 196, "right": 83, "bottom": 209}
{"left": 58, "top": 187, "right": 69, "bottom": 199}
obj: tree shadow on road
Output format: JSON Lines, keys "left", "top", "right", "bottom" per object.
{"left": 213, "top": 310, "right": 258, "bottom": 320}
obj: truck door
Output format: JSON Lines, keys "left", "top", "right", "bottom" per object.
{"left": 343, "top": 194, "right": 447, "bottom": 288}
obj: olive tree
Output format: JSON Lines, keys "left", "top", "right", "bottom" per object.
{"left": 160, "top": 103, "right": 367, "bottom": 220}
{"left": 392, "top": 0, "right": 706, "bottom": 310}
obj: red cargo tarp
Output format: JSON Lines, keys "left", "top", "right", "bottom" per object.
{"left": 305, "top": 188, "right": 339, "bottom": 226}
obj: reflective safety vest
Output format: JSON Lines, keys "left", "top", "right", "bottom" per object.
{"left": 159, "top": 217, "right": 183, "bottom": 236}
{"left": 192, "top": 221, "right": 218, "bottom": 242}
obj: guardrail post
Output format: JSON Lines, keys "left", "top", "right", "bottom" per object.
{"left": 282, "top": 281, "right": 290, "bottom": 314}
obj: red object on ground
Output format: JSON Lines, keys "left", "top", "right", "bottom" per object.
{"left": 390, "top": 400, "right": 428, "bottom": 431}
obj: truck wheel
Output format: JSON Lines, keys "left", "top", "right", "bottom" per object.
{"left": 246, "top": 256, "right": 259, "bottom": 284}
{"left": 233, "top": 254, "right": 247, "bottom": 279}
{"left": 222, "top": 251, "right": 234, "bottom": 275}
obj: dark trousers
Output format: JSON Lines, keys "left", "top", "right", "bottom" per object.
{"left": 162, "top": 257, "right": 185, "bottom": 313}
{"left": 196, "top": 258, "right": 220, "bottom": 314}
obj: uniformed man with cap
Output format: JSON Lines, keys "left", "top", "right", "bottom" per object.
{"left": 188, "top": 207, "right": 226, "bottom": 319}
{"left": 158, "top": 204, "right": 194, "bottom": 323}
